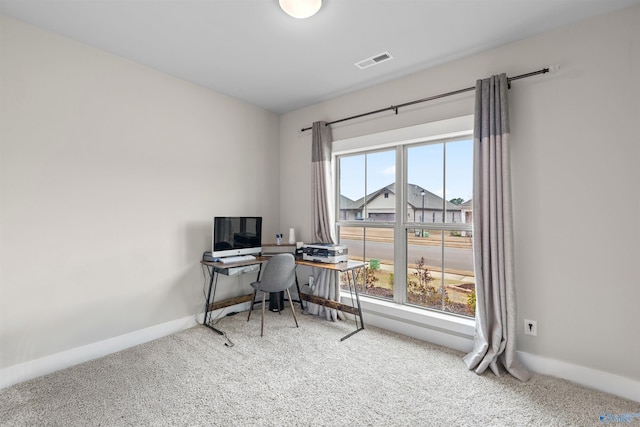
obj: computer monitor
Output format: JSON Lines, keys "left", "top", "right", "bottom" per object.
{"left": 211, "top": 216, "right": 262, "bottom": 258}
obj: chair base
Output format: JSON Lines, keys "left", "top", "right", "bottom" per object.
{"left": 247, "top": 289, "right": 299, "bottom": 337}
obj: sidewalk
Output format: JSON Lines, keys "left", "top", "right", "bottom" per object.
{"left": 376, "top": 261, "right": 475, "bottom": 283}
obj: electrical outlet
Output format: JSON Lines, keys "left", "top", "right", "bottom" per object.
{"left": 524, "top": 319, "right": 537, "bottom": 336}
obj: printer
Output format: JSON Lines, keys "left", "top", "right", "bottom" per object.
{"left": 302, "top": 243, "right": 348, "bottom": 263}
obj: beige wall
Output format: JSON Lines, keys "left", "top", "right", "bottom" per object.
{"left": 0, "top": 16, "right": 280, "bottom": 369}
{"left": 280, "top": 5, "right": 640, "bottom": 381}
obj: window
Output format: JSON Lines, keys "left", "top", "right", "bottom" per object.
{"left": 406, "top": 139, "right": 473, "bottom": 316}
{"left": 338, "top": 149, "right": 396, "bottom": 300}
{"left": 335, "top": 118, "right": 475, "bottom": 318}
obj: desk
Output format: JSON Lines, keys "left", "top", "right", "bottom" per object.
{"left": 201, "top": 257, "right": 366, "bottom": 341}
{"left": 295, "top": 259, "right": 366, "bottom": 341}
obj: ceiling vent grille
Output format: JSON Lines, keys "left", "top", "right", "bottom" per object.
{"left": 355, "top": 52, "right": 393, "bottom": 70}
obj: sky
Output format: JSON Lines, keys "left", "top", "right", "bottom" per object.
{"left": 339, "top": 138, "right": 473, "bottom": 202}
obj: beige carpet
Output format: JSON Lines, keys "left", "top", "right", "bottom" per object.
{"left": 1, "top": 310, "right": 638, "bottom": 426}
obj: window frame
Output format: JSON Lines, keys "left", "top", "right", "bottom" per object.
{"left": 334, "top": 115, "right": 474, "bottom": 315}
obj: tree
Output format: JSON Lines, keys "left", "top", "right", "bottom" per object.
{"left": 449, "top": 197, "right": 464, "bottom": 205}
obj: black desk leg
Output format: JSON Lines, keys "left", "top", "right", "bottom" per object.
{"left": 203, "top": 267, "right": 224, "bottom": 335}
{"left": 294, "top": 273, "right": 306, "bottom": 310}
{"left": 339, "top": 267, "right": 365, "bottom": 341}
{"left": 351, "top": 267, "right": 365, "bottom": 329}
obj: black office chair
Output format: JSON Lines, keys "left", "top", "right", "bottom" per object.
{"left": 247, "top": 253, "right": 299, "bottom": 336}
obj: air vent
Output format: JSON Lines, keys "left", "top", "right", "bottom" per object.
{"left": 355, "top": 52, "right": 393, "bottom": 70}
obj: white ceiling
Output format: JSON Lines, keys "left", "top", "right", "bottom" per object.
{"left": 2, "top": 0, "right": 639, "bottom": 114}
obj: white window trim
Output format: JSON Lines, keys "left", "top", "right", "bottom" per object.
{"left": 333, "top": 115, "right": 473, "bottom": 155}
{"left": 334, "top": 115, "right": 475, "bottom": 345}
{"left": 339, "top": 292, "right": 475, "bottom": 352}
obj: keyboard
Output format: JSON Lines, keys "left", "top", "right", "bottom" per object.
{"left": 217, "top": 255, "right": 257, "bottom": 264}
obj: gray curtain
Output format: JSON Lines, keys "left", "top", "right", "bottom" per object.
{"left": 463, "top": 74, "right": 530, "bottom": 381}
{"left": 306, "top": 121, "right": 339, "bottom": 321}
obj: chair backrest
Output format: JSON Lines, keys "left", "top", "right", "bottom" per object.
{"left": 256, "top": 253, "right": 296, "bottom": 293}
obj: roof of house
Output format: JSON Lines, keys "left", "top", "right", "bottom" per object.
{"left": 339, "top": 194, "right": 361, "bottom": 210}
{"left": 340, "top": 183, "right": 462, "bottom": 211}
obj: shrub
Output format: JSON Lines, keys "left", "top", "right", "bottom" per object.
{"left": 365, "top": 267, "right": 379, "bottom": 289}
{"left": 467, "top": 289, "right": 476, "bottom": 315}
{"left": 407, "top": 257, "right": 452, "bottom": 308}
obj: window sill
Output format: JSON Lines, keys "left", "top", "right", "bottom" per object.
{"left": 340, "top": 292, "right": 475, "bottom": 353}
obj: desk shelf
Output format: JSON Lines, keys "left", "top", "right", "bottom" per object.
{"left": 298, "top": 293, "right": 359, "bottom": 317}
{"left": 207, "top": 293, "right": 254, "bottom": 312}
{"left": 262, "top": 243, "right": 296, "bottom": 252}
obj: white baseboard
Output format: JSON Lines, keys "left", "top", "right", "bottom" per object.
{"left": 518, "top": 351, "right": 640, "bottom": 403}
{"left": 0, "top": 315, "right": 198, "bottom": 390}
{"left": 349, "top": 295, "right": 639, "bottom": 403}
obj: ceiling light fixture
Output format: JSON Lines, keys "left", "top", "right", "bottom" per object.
{"left": 279, "top": 0, "right": 322, "bottom": 19}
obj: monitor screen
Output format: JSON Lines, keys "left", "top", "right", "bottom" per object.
{"left": 212, "top": 216, "right": 262, "bottom": 258}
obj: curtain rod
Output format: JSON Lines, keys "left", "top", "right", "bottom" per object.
{"left": 300, "top": 67, "right": 550, "bottom": 132}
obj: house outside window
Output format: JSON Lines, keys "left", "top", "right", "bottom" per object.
{"left": 335, "top": 120, "right": 475, "bottom": 318}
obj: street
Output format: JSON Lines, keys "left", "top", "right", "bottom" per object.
{"left": 341, "top": 239, "right": 474, "bottom": 273}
